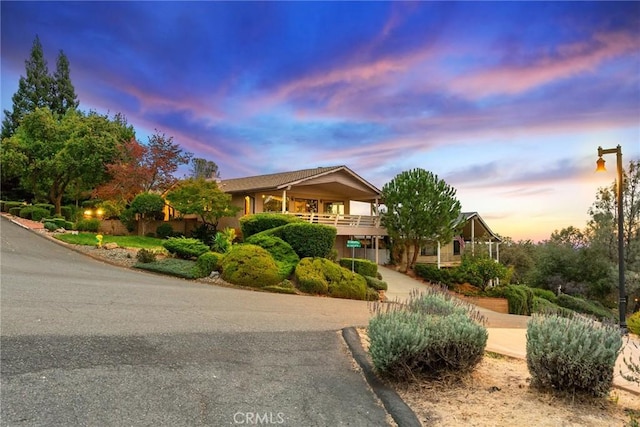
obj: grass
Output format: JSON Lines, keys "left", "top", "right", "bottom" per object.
{"left": 55, "top": 233, "right": 165, "bottom": 250}
{"left": 134, "top": 259, "right": 198, "bottom": 279}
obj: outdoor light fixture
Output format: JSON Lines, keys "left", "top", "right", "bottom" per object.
{"left": 596, "top": 145, "right": 626, "bottom": 332}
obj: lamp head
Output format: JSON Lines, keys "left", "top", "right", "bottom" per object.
{"left": 596, "top": 157, "right": 606, "bottom": 172}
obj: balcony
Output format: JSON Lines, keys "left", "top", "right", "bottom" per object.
{"left": 287, "top": 213, "right": 388, "bottom": 236}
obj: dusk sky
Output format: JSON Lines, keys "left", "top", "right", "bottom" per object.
{"left": 2, "top": 2, "right": 639, "bottom": 242}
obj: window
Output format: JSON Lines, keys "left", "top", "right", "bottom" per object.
{"left": 263, "top": 195, "right": 284, "bottom": 212}
{"left": 420, "top": 242, "right": 437, "bottom": 256}
{"left": 453, "top": 240, "right": 461, "bottom": 255}
{"left": 324, "top": 201, "right": 344, "bottom": 215}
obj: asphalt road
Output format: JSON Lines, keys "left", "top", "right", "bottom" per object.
{"left": 0, "top": 219, "right": 389, "bottom": 426}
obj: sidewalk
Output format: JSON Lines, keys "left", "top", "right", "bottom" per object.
{"left": 379, "top": 265, "right": 640, "bottom": 395}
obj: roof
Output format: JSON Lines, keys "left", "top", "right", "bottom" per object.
{"left": 459, "top": 211, "right": 502, "bottom": 242}
{"left": 218, "top": 165, "right": 382, "bottom": 196}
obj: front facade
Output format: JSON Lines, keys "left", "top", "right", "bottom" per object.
{"left": 217, "top": 166, "right": 388, "bottom": 263}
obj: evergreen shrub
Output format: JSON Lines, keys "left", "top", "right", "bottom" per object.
{"left": 273, "top": 223, "right": 337, "bottom": 258}
{"left": 239, "top": 213, "right": 301, "bottom": 239}
{"left": 626, "top": 311, "right": 640, "bottom": 335}
{"left": 19, "top": 206, "right": 50, "bottom": 221}
{"left": 487, "top": 285, "right": 534, "bottom": 315}
{"left": 220, "top": 244, "right": 281, "bottom": 288}
{"left": 162, "top": 237, "right": 210, "bottom": 259}
{"left": 368, "top": 289, "right": 487, "bottom": 380}
{"left": 414, "top": 263, "right": 453, "bottom": 286}
{"left": 34, "top": 203, "right": 54, "bottom": 215}
{"left": 75, "top": 218, "right": 101, "bottom": 232}
{"left": 156, "top": 223, "right": 175, "bottom": 239}
{"left": 2, "top": 201, "right": 25, "bottom": 212}
{"left": 526, "top": 314, "right": 622, "bottom": 396}
{"left": 60, "top": 205, "right": 74, "bottom": 221}
{"left": 530, "top": 287, "right": 558, "bottom": 304}
{"left": 8, "top": 207, "right": 22, "bottom": 216}
{"left": 339, "top": 258, "right": 377, "bottom": 277}
{"left": 366, "top": 287, "right": 381, "bottom": 301}
{"left": 246, "top": 234, "right": 299, "bottom": 279}
{"left": 195, "top": 252, "right": 223, "bottom": 277}
{"left": 364, "top": 275, "right": 388, "bottom": 291}
{"left": 44, "top": 221, "right": 58, "bottom": 232}
{"left": 294, "top": 257, "right": 366, "bottom": 300}
{"left": 556, "top": 294, "right": 615, "bottom": 321}
{"left": 263, "top": 279, "right": 297, "bottom": 295}
{"left": 136, "top": 249, "right": 157, "bottom": 263}
{"left": 134, "top": 259, "right": 198, "bottom": 279}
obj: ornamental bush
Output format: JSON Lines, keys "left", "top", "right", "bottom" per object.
{"left": 195, "top": 252, "right": 223, "bottom": 278}
{"left": 526, "top": 314, "right": 622, "bottom": 396}
{"left": 162, "top": 237, "right": 210, "bottom": 259}
{"left": 44, "top": 221, "right": 58, "bottom": 232}
{"left": 75, "top": 218, "right": 101, "bottom": 232}
{"left": 339, "top": 258, "right": 377, "bottom": 277}
{"left": 239, "top": 213, "right": 301, "bottom": 239}
{"left": 19, "top": 206, "right": 50, "bottom": 221}
{"left": 134, "top": 259, "right": 198, "bottom": 279}
{"left": 246, "top": 234, "right": 299, "bottom": 279}
{"left": 294, "top": 257, "right": 366, "bottom": 300}
{"left": 364, "top": 275, "right": 388, "bottom": 291}
{"left": 34, "top": 203, "right": 54, "bottom": 215}
{"left": 2, "top": 201, "right": 25, "bottom": 213}
{"left": 530, "top": 287, "right": 558, "bottom": 304}
{"left": 273, "top": 222, "right": 337, "bottom": 258}
{"left": 156, "top": 223, "right": 175, "bottom": 239}
{"left": 368, "top": 289, "right": 487, "bottom": 380}
{"left": 628, "top": 311, "right": 640, "bottom": 335}
{"left": 486, "top": 285, "right": 534, "bottom": 315}
{"left": 555, "top": 294, "right": 616, "bottom": 321}
{"left": 220, "top": 244, "right": 281, "bottom": 288}
{"left": 414, "top": 263, "right": 453, "bottom": 286}
{"left": 136, "top": 248, "right": 157, "bottom": 263}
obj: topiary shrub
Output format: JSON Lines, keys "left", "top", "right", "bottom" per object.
{"left": 339, "top": 258, "right": 377, "bottom": 277}
{"left": 195, "top": 252, "right": 223, "bottom": 278}
{"left": 162, "top": 237, "right": 210, "bottom": 259}
{"left": 366, "top": 287, "right": 381, "bottom": 301}
{"left": 2, "top": 201, "right": 25, "bottom": 213}
{"left": 64, "top": 221, "right": 75, "bottom": 230}
{"left": 273, "top": 222, "right": 337, "bottom": 258}
{"left": 9, "top": 206, "right": 22, "bottom": 216}
{"left": 136, "top": 248, "right": 157, "bottom": 263}
{"left": 246, "top": 234, "right": 299, "bottom": 279}
{"left": 134, "top": 259, "right": 198, "bottom": 279}
{"left": 487, "top": 285, "right": 534, "bottom": 315}
{"left": 294, "top": 257, "right": 366, "bottom": 300}
{"left": 156, "top": 223, "right": 175, "bottom": 239}
{"left": 44, "top": 221, "right": 58, "bottom": 232}
{"left": 220, "top": 244, "right": 281, "bottom": 288}
{"left": 239, "top": 213, "right": 301, "bottom": 239}
{"left": 19, "top": 206, "right": 50, "bottom": 221}
{"left": 626, "top": 311, "right": 640, "bottom": 335}
{"left": 34, "top": 203, "right": 54, "bottom": 215}
{"left": 364, "top": 275, "right": 388, "bottom": 291}
{"left": 556, "top": 294, "right": 615, "bottom": 321}
{"left": 526, "top": 314, "right": 622, "bottom": 397}
{"left": 368, "top": 289, "right": 487, "bottom": 380}
{"left": 414, "top": 263, "right": 453, "bottom": 286}
{"left": 75, "top": 218, "right": 101, "bottom": 232}
{"left": 60, "top": 205, "right": 75, "bottom": 221}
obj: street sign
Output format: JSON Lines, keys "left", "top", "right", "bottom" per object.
{"left": 346, "top": 240, "right": 361, "bottom": 248}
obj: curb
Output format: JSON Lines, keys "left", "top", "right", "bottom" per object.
{"left": 342, "top": 327, "right": 422, "bottom": 427}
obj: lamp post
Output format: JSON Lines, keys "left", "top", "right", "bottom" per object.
{"left": 596, "top": 145, "right": 626, "bottom": 332}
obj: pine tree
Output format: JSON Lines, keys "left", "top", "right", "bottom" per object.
{"left": 1, "top": 35, "right": 52, "bottom": 139}
{"left": 51, "top": 50, "right": 79, "bottom": 116}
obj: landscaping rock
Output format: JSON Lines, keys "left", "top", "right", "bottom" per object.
{"left": 103, "top": 242, "right": 119, "bottom": 250}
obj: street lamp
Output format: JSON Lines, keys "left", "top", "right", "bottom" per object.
{"left": 596, "top": 145, "right": 626, "bottom": 332}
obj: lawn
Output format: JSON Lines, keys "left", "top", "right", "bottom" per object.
{"left": 55, "top": 233, "right": 165, "bottom": 250}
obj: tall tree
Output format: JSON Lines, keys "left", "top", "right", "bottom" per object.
{"left": 51, "top": 50, "right": 79, "bottom": 116}
{"left": 143, "top": 131, "right": 192, "bottom": 192}
{"left": 5, "top": 107, "right": 134, "bottom": 214}
{"left": 2, "top": 36, "right": 52, "bottom": 139}
{"left": 190, "top": 157, "right": 220, "bottom": 180}
{"left": 381, "top": 168, "right": 462, "bottom": 272}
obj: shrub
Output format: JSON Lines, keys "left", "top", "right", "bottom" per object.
{"left": 2, "top": 201, "right": 25, "bottom": 213}
{"left": 34, "top": 203, "right": 54, "bottom": 215}
{"left": 75, "top": 218, "right": 101, "bottom": 232}
{"left": 212, "top": 227, "right": 237, "bottom": 253}
{"left": 64, "top": 221, "right": 75, "bottom": 230}
{"left": 162, "top": 237, "right": 210, "bottom": 259}
{"left": 530, "top": 287, "right": 558, "bottom": 304}
{"left": 368, "top": 290, "right": 487, "bottom": 380}
{"left": 134, "top": 259, "right": 198, "bottom": 279}
{"left": 119, "top": 208, "right": 137, "bottom": 232}
{"left": 44, "top": 221, "right": 58, "bottom": 232}
{"left": 414, "top": 263, "right": 453, "bottom": 286}
{"left": 44, "top": 217, "right": 68, "bottom": 228}
{"left": 263, "top": 279, "right": 298, "bottom": 295}
{"left": 246, "top": 234, "right": 299, "bottom": 279}
{"left": 526, "top": 314, "right": 622, "bottom": 396}
{"left": 339, "top": 258, "right": 377, "bottom": 277}
{"left": 627, "top": 311, "right": 640, "bottom": 335}
{"left": 220, "top": 244, "right": 281, "bottom": 288}
{"left": 156, "top": 223, "right": 174, "bottom": 239}
{"left": 9, "top": 206, "right": 22, "bottom": 216}
{"left": 364, "top": 275, "right": 388, "bottom": 291}
{"left": 487, "top": 285, "right": 534, "bottom": 315}
{"left": 195, "top": 252, "right": 223, "bottom": 278}
{"left": 556, "top": 294, "right": 615, "bottom": 321}
{"left": 190, "top": 223, "right": 217, "bottom": 246}
{"left": 60, "top": 205, "right": 74, "bottom": 221}
{"left": 294, "top": 257, "right": 367, "bottom": 300}
{"left": 136, "top": 248, "right": 157, "bottom": 263}
{"left": 19, "top": 206, "right": 50, "bottom": 221}
{"left": 239, "top": 213, "right": 301, "bottom": 239}
{"left": 273, "top": 223, "right": 337, "bottom": 258}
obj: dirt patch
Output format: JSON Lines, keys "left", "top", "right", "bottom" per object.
{"left": 358, "top": 328, "right": 639, "bottom": 427}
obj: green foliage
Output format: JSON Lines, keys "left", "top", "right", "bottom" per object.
{"left": 273, "top": 222, "right": 337, "bottom": 258}
{"left": 18, "top": 206, "right": 50, "bottom": 221}
{"left": 195, "top": 252, "right": 223, "bottom": 278}
{"left": 211, "top": 227, "right": 237, "bottom": 253}
{"left": 368, "top": 289, "right": 487, "bottom": 380}
{"left": 162, "top": 237, "right": 210, "bottom": 259}
{"left": 44, "top": 221, "right": 58, "bottom": 232}
{"left": 364, "top": 275, "right": 388, "bottom": 291}
{"left": 263, "top": 279, "right": 298, "bottom": 295}
{"left": 60, "top": 205, "right": 74, "bottom": 221}
{"left": 8, "top": 207, "right": 22, "bottom": 216}
{"left": 381, "top": 168, "right": 462, "bottom": 272}
{"left": 2, "top": 201, "right": 25, "bottom": 212}
{"left": 54, "top": 233, "right": 164, "bottom": 249}
{"left": 156, "top": 223, "right": 174, "bottom": 239}
{"left": 220, "top": 244, "right": 281, "bottom": 288}
{"left": 366, "top": 287, "right": 381, "bottom": 301}
{"left": 246, "top": 234, "right": 299, "bottom": 279}
{"left": 414, "top": 263, "right": 454, "bottom": 286}
{"left": 530, "top": 287, "right": 558, "bottom": 304}
{"left": 556, "top": 294, "right": 615, "bottom": 321}
{"left": 134, "top": 259, "right": 198, "bottom": 279}
{"left": 628, "top": 311, "right": 640, "bottom": 335}
{"left": 136, "top": 248, "right": 157, "bottom": 263}
{"left": 526, "top": 314, "right": 622, "bottom": 396}
{"left": 34, "top": 203, "right": 54, "bottom": 215}
{"left": 130, "top": 192, "right": 164, "bottom": 217}
{"left": 43, "top": 217, "right": 69, "bottom": 230}
{"left": 339, "top": 258, "right": 377, "bottom": 277}
{"left": 119, "top": 208, "right": 136, "bottom": 232}
{"left": 456, "top": 255, "right": 508, "bottom": 291}
{"left": 239, "top": 213, "right": 301, "bottom": 239}
{"left": 75, "top": 218, "right": 101, "bottom": 232}
{"left": 294, "top": 257, "right": 366, "bottom": 300}
{"left": 165, "top": 178, "right": 238, "bottom": 228}
{"left": 486, "top": 285, "right": 534, "bottom": 315}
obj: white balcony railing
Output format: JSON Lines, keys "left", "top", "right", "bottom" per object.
{"left": 286, "top": 212, "right": 387, "bottom": 236}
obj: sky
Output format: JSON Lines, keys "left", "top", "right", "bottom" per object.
{"left": 1, "top": 1, "right": 639, "bottom": 242}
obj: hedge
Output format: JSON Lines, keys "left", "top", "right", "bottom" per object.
{"left": 220, "top": 244, "right": 281, "bottom": 288}
{"left": 239, "top": 213, "right": 301, "bottom": 239}
{"left": 272, "top": 222, "right": 337, "bottom": 258}
{"left": 294, "top": 257, "right": 366, "bottom": 300}
{"left": 162, "top": 237, "right": 210, "bottom": 259}
{"left": 339, "top": 258, "right": 377, "bottom": 277}
{"left": 246, "top": 233, "right": 299, "bottom": 279}
{"left": 556, "top": 294, "right": 615, "bottom": 321}
{"left": 19, "top": 206, "right": 50, "bottom": 222}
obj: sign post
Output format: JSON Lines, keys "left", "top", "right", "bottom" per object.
{"left": 346, "top": 240, "right": 362, "bottom": 272}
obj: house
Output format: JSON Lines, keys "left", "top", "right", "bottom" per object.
{"left": 416, "top": 212, "right": 502, "bottom": 268}
{"left": 217, "top": 166, "right": 388, "bottom": 263}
